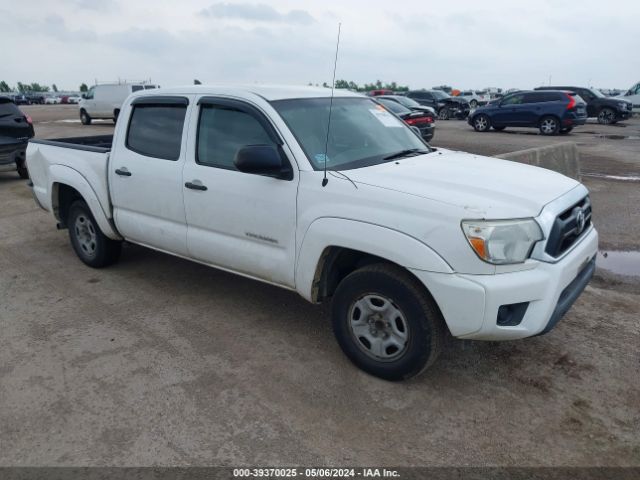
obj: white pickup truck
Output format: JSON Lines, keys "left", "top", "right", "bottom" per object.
{"left": 26, "top": 85, "right": 598, "bottom": 380}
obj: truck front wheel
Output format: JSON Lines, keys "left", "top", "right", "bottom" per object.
{"left": 331, "top": 263, "right": 445, "bottom": 381}
{"left": 68, "top": 200, "right": 121, "bottom": 268}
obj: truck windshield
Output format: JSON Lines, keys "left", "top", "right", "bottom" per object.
{"left": 271, "top": 97, "right": 431, "bottom": 171}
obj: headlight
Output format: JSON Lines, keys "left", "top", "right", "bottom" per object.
{"left": 461, "top": 219, "right": 543, "bottom": 265}
{"left": 618, "top": 102, "right": 628, "bottom": 110}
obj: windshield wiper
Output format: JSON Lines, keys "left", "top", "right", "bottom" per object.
{"left": 383, "top": 148, "right": 431, "bottom": 161}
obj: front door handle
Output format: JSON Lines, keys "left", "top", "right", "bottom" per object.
{"left": 185, "top": 181, "right": 207, "bottom": 191}
{"left": 115, "top": 168, "right": 131, "bottom": 177}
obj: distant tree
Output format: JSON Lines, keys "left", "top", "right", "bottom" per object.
{"left": 79, "top": 83, "right": 88, "bottom": 92}
{"left": 19, "top": 83, "right": 49, "bottom": 92}
{"left": 194, "top": 79, "right": 202, "bottom": 85}
{"left": 0, "top": 81, "right": 10, "bottom": 92}
{"left": 52, "top": 84, "right": 58, "bottom": 92}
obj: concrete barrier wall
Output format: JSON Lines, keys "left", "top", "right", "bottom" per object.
{"left": 496, "top": 142, "right": 581, "bottom": 180}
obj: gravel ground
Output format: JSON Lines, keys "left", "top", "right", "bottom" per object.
{"left": 1, "top": 105, "right": 638, "bottom": 467}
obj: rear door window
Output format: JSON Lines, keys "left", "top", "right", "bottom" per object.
{"left": 126, "top": 100, "right": 187, "bottom": 160}
{"left": 502, "top": 94, "right": 526, "bottom": 105}
{"left": 523, "top": 92, "right": 558, "bottom": 103}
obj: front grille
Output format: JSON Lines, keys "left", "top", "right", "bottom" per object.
{"left": 545, "top": 196, "right": 592, "bottom": 258}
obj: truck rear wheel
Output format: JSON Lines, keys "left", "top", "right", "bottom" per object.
{"left": 331, "top": 263, "right": 445, "bottom": 381}
{"left": 68, "top": 200, "right": 121, "bottom": 268}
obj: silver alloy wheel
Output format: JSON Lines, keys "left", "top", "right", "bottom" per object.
{"left": 438, "top": 108, "right": 449, "bottom": 120}
{"left": 598, "top": 108, "right": 614, "bottom": 124}
{"left": 348, "top": 294, "right": 410, "bottom": 361}
{"left": 474, "top": 116, "right": 488, "bottom": 131}
{"left": 74, "top": 214, "right": 97, "bottom": 258}
{"left": 470, "top": 100, "right": 478, "bottom": 108}
{"left": 540, "top": 118, "right": 557, "bottom": 134}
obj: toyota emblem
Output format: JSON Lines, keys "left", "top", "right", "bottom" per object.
{"left": 575, "top": 207, "right": 586, "bottom": 234}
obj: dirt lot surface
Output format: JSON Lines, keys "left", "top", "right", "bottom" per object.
{"left": 1, "top": 105, "right": 638, "bottom": 467}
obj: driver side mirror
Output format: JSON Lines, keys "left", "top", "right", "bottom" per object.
{"left": 234, "top": 145, "right": 292, "bottom": 180}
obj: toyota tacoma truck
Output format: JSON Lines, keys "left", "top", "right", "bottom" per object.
{"left": 26, "top": 85, "right": 598, "bottom": 380}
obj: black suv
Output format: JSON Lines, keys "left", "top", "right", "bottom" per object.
{"left": 535, "top": 86, "right": 632, "bottom": 124}
{"left": 0, "top": 96, "right": 35, "bottom": 178}
{"left": 405, "top": 89, "right": 470, "bottom": 120}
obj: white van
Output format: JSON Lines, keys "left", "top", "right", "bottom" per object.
{"left": 618, "top": 81, "right": 640, "bottom": 112}
{"left": 79, "top": 83, "right": 158, "bottom": 124}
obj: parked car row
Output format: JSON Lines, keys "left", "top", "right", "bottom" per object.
{"left": 467, "top": 83, "right": 635, "bottom": 135}
{"left": 5, "top": 93, "right": 82, "bottom": 105}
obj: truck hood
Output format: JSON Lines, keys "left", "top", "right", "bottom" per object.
{"left": 345, "top": 149, "right": 580, "bottom": 218}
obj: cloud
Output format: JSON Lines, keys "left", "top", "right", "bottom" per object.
{"left": 199, "top": 3, "right": 315, "bottom": 25}
{"left": 41, "top": 14, "right": 97, "bottom": 42}
{"left": 72, "top": 0, "right": 118, "bottom": 11}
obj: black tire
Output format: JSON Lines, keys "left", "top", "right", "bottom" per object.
{"left": 331, "top": 263, "right": 446, "bottom": 381}
{"left": 560, "top": 127, "right": 573, "bottom": 134}
{"left": 472, "top": 114, "right": 491, "bottom": 132}
{"left": 80, "top": 109, "right": 92, "bottom": 125}
{"left": 469, "top": 99, "right": 478, "bottom": 109}
{"left": 539, "top": 115, "right": 560, "bottom": 135}
{"left": 67, "top": 200, "right": 121, "bottom": 268}
{"left": 113, "top": 109, "right": 120, "bottom": 124}
{"left": 16, "top": 160, "right": 29, "bottom": 179}
{"left": 438, "top": 107, "right": 450, "bottom": 120}
{"left": 597, "top": 108, "right": 615, "bottom": 125}
{"left": 493, "top": 125, "right": 506, "bottom": 131}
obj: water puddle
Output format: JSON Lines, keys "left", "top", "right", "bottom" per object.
{"left": 597, "top": 250, "right": 640, "bottom": 277}
{"left": 595, "top": 134, "right": 640, "bottom": 140}
{"left": 582, "top": 173, "right": 640, "bottom": 182}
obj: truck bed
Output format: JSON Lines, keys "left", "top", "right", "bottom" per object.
{"left": 27, "top": 135, "right": 113, "bottom": 221}
{"left": 30, "top": 135, "right": 113, "bottom": 153}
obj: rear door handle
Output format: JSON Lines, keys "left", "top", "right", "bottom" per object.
{"left": 185, "top": 181, "right": 207, "bottom": 191}
{"left": 115, "top": 167, "right": 131, "bottom": 176}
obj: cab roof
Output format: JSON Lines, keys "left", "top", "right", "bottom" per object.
{"left": 130, "top": 84, "right": 365, "bottom": 101}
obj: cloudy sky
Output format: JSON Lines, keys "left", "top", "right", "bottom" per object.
{"left": 1, "top": 0, "right": 638, "bottom": 91}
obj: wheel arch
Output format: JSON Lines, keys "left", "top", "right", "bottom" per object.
{"left": 296, "top": 218, "right": 452, "bottom": 303}
{"left": 49, "top": 165, "right": 121, "bottom": 240}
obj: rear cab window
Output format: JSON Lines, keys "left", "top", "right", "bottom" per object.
{"left": 125, "top": 97, "right": 188, "bottom": 160}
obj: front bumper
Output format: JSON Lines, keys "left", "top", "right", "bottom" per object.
{"left": 616, "top": 110, "right": 632, "bottom": 120}
{"left": 411, "top": 227, "right": 598, "bottom": 340}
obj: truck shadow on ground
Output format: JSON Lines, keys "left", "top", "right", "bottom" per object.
{"left": 111, "top": 241, "right": 591, "bottom": 393}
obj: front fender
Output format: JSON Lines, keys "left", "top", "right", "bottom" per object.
{"left": 295, "top": 217, "right": 452, "bottom": 301}
{"left": 48, "top": 164, "right": 121, "bottom": 240}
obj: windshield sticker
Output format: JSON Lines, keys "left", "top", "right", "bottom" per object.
{"left": 369, "top": 108, "right": 403, "bottom": 127}
{"left": 314, "top": 153, "right": 331, "bottom": 164}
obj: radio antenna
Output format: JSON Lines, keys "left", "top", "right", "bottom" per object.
{"left": 322, "top": 22, "right": 341, "bottom": 187}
